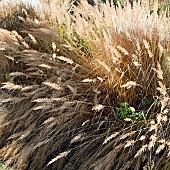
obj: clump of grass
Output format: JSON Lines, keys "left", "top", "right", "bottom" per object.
{"left": 45, "top": 0, "right": 170, "bottom": 106}
{"left": 0, "top": 1, "right": 39, "bottom": 31}
{"left": 0, "top": 1, "right": 169, "bottom": 170}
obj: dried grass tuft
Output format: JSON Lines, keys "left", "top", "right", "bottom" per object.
{"left": 0, "top": 1, "right": 169, "bottom": 170}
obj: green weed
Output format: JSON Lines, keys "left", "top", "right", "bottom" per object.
{"left": 116, "top": 102, "right": 150, "bottom": 122}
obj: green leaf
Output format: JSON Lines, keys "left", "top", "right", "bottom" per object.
{"left": 120, "top": 102, "right": 129, "bottom": 108}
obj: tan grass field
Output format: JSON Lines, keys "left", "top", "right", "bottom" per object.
{"left": 0, "top": 0, "right": 170, "bottom": 169}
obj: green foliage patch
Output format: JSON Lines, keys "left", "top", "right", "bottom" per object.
{"left": 116, "top": 102, "right": 150, "bottom": 122}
